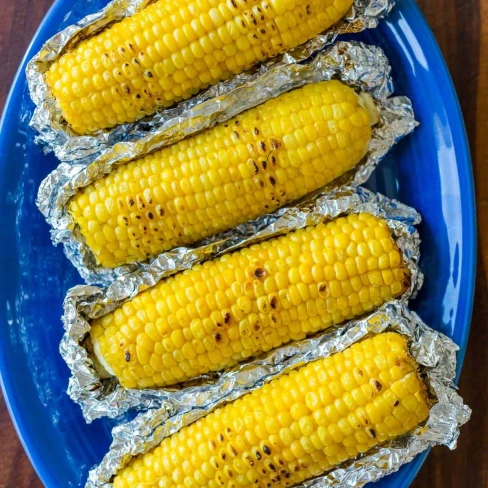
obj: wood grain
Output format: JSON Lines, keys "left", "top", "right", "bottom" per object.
{"left": 0, "top": 0, "right": 485, "bottom": 486}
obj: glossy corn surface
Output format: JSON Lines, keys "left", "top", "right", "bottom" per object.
{"left": 69, "top": 81, "right": 373, "bottom": 268}
{"left": 47, "top": 0, "right": 354, "bottom": 134}
{"left": 112, "top": 332, "right": 429, "bottom": 488}
{"left": 91, "top": 213, "right": 411, "bottom": 389}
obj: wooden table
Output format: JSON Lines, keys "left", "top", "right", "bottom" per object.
{"left": 0, "top": 0, "right": 486, "bottom": 486}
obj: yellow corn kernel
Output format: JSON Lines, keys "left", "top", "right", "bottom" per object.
{"left": 91, "top": 213, "right": 411, "bottom": 388}
{"left": 70, "top": 81, "right": 374, "bottom": 268}
{"left": 47, "top": 0, "right": 355, "bottom": 134}
{"left": 112, "top": 332, "right": 429, "bottom": 488}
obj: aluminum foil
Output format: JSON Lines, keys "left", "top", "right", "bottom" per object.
{"left": 37, "top": 41, "right": 417, "bottom": 285}
{"left": 85, "top": 301, "right": 471, "bottom": 488}
{"left": 60, "top": 186, "right": 424, "bottom": 422}
{"left": 27, "top": 0, "right": 395, "bottom": 163}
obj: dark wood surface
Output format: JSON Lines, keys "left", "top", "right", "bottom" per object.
{"left": 0, "top": 0, "right": 486, "bottom": 487}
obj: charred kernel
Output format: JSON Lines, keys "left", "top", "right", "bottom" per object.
{"left": 371, "top": 379, "right": 382, "bottom": 391}
{"left": 263, "top": 445, "right": 271, "bottom": 455}
{"left": 393, "top": 400, "right": 400, "bottom": 406}
{"left": 254, "top": 268, "right": 266, "bottom": 279}
{"left": 368, "top": 429, "right": 377, "bottom": 438}
{"left": 270, "top": 296, "right": 277, "bottom": 309}
{"left": 125, "top": 351, "right": 130, "bottom": 362}
{"left": 244, "top": 455, "right": 254, "bottom": 467}
{"left": 224, "top": 312, "right": 232, "bottom": 325}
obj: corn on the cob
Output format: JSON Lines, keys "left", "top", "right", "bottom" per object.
{"left": 69, "top": 81, "right": 375, "bottom": 268}
{"left": 47, "top": 0, "right": 355, "bottom": 134}
{"left": 112, "top": 332, "right": 429, "bottom": 488}
{"left": 91, "top": 213, "right": 410, "bottom": 389}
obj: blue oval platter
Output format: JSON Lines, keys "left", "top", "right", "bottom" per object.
{"left": 0, "top": 0, "right": 475, "bottom": 487}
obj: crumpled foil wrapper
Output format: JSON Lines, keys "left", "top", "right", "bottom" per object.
{"left": 38, "top": 41, "right": 417, "bottom": 285}
{"left": 27, "top": 0, "right": 395, "bottom": 163}
{"left": 61, "top": 186, "right": 424, "bottom": 422}
{"left": 85, "top": 301, "right": 471, "bottom": 488}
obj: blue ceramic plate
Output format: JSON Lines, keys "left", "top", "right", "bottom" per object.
{"left": 0, "top": 0, "right": 475, "bottom": 487}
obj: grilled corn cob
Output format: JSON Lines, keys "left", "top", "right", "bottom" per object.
{"left": 112, "top": 332, "right": 429, "bottom": 488}
{"left": 47, "top": 0, "right": 355, "bottom": 134}
{"left": 91, "top": 213, "right": 410, "bottom": 389}
{"left": 69, "top": 81, "right": 376, "bottom": 268}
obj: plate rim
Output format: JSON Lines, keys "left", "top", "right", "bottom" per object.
{"left": 0, "top": 0, "right": 476, "bottom": 487}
